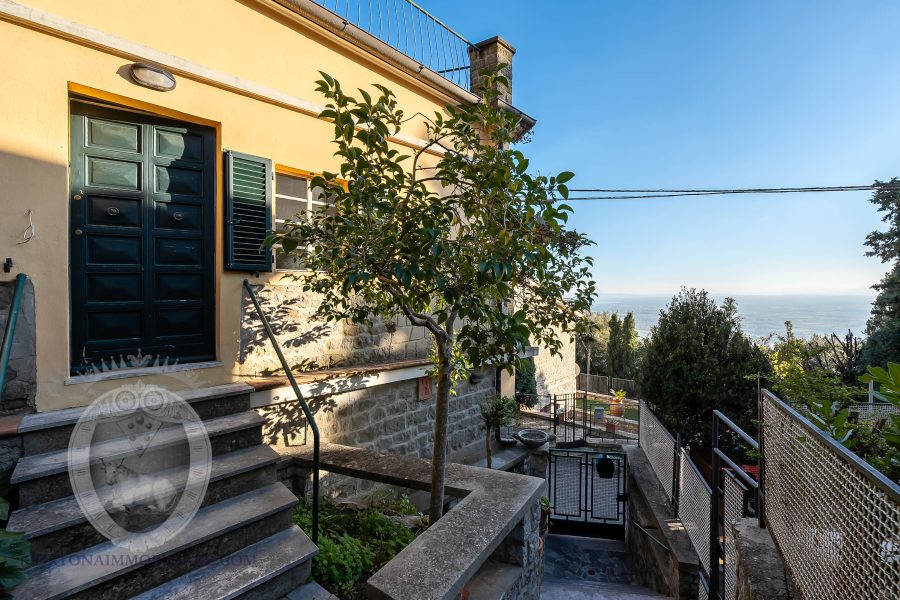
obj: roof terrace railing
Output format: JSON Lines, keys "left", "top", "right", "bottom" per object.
{"left": 311, "top": 0, "right": 476, "bottom": 91}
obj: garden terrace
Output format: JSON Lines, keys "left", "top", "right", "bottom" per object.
{"left": 284, "top": 442, "right": 545, "bottom": 600}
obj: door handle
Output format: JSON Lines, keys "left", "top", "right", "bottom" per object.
{"left": 106, "top": 207, "right": 120, "bottom": 216}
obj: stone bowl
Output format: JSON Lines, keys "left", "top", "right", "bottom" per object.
{"left": 514, "top": 429, "right": 550, "bottom": 449}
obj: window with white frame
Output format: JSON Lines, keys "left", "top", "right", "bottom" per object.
{"left": 273, "top": 171, "right": 334, "bottom": 271}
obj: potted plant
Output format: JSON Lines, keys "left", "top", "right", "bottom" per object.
{"left": 480, "top": 395, "right": 520, "bottom": 468}
{"left": 539, "top": 496, "right": 551, "bottom": 536}
{"left": 610, "top": 389, "right": 626, "bottom": 417}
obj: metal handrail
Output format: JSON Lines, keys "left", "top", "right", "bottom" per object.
{"left": 243, "top": 279, "right": 320, "bottom": 545}
{"left": 0, "top": 274, "right": 27, "bottom": 400}
{"left": 630, "top": 518, "right": 671, "bottom": 553}
{"left": 311, "top": 0, "right": 475, "bottom": 91}
{"left": 709, "top": 409, "right": 763, "bottom": 600}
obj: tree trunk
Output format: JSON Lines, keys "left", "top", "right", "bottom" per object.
{"left": 485, "top": 426, "right": 493, "bottom": 469}
{"left": 428, "top": 339, "right": 452, "bottom": 524}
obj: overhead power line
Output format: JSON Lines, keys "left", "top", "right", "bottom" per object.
{"left": 563, "top": 183, "right": 900, "bottom": 201}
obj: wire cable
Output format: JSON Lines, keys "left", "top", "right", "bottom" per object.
{"left": 563, "top": 183, "right": 900, "bottom": 201}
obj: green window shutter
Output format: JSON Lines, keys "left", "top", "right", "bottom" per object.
{"left": 225, "top": 150, "right": 273, "bottom": 272}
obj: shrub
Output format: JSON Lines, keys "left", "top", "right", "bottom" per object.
{"left": 638, "top": 288, "right": 770, "bottom": 446}
{"left": 313, "top": 534, "right": 373, "bottom": 596}
{"left": 353, "top": 509, "right": 415, "bottom": 565}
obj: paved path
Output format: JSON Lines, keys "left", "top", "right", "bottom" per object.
{"left": 541, "top": 534, "right": 670, "bottom": 599}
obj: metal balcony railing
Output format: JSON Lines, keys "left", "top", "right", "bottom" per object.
{"left": 312, "top": 0, "right": 475, "bottom": 91}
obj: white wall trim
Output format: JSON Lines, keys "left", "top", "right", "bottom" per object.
{"left": 0, "top": 0, "right": 443, "bottom": 154}
{"left": 250, "top": 362, "right": 430, "bottom": 408}
{"left": 64, "top": 361, "right": 224, "bottom": 385}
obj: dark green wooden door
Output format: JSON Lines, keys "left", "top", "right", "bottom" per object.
{"left": 69, "top": 101, "right": 216, "bottom": 373}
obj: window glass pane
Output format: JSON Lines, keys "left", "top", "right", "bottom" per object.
{"left": 276, "top": 196, "right": 306, "bottom": 224}
{"left": 311, "top": 185, "right": 336, "bottom": 205}
{"left": 276, "top": 173, "right": 307, "bottom": 200}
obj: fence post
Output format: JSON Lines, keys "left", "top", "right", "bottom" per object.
{"left": 672, "top": 433, "right": 681, "bottom": 512}
{"left": 709, "top": 415, "right": 721, "bottom": 600}
{"left": 757, "top": 379, "right": 766, "bottom": 529}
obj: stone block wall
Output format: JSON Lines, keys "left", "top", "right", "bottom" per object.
{"left": 260, "top": 370, "right": 495, "bottom": 460}
{"left": 0, "top": 278, "right": 36, "bottom": 414}
{"left": 533, "top": 333, "right": 578, "bottom": 397}
{"left": 240, "top": 283, "right": 431, "bottom": 377}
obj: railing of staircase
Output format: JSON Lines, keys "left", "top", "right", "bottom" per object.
{"left": 710, "top": 410, "right": 761, "bottom": 600}
{"left": 243, "top": 279, "right": 320, "bottom": 545}
{"left": 0, "top": 273, "right": 27, "bottom": 400}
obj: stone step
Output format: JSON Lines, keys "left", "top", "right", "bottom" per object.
{"left": 8, "top": 445, "right": 280, "bottom": 564}
{"left": 132, "top": 525, "right": 317, "bottom": 600}
{"left": 286, "top": 581, "right": 337, "bottom": 600}
{"left": 14, "top": 410, "right": 265, "bottom": 506}
{"left": 541, "top": 579, "right": 672, "bottom": 600}
{"left": 12, "top": 482, "right": 298, "bottom": 600}
{"left": 19, "top": 383, "right": 253, "bottom": 456}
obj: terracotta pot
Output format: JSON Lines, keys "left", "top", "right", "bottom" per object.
{"left": 610, "top": 402, "right": 625, "bottom": 418}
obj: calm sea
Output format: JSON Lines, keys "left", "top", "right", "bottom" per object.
{"left": 592, "top": 294, "right": 874, "bottom": 340}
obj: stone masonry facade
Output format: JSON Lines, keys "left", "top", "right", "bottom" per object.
{"left": 260, "top": 370, "right": 495, "bottom": 460}
{"left": 533, "top": 333, "right": 578, "bottom": 397}
{"left": 0, "top": 278, "right": 36, "bottom": 415}
{"left": 240, "top": 283, "right": 431, "bottom": 377}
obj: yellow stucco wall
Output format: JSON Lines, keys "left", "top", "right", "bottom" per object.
{"left": 0, "top": 0, "right": 454, "bottom": 411}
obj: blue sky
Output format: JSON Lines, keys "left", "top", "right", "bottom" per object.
{"left": 433, "top": 0, "right": 900, "bottom": 296}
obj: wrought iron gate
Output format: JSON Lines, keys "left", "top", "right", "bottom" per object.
{"left": 548, "top": 448, "right": 627, "bottom": 536}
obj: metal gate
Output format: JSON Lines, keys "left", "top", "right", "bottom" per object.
{"left": 548, "top": 448, "right": 627, "bottom": 536}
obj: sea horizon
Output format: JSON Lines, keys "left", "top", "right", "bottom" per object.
{"left": 592, "top": 292, "right": 876, "bottom": 340}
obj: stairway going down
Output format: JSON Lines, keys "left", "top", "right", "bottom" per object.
{"left": 7, "top": 383, "right": 316, "bottom": 599}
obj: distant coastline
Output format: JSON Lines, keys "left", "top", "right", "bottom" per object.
{"left": 592, "top": 293, "right": 875, "bottom": 339}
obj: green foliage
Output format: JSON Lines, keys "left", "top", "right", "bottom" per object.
{"left": 480, "top": 395, "right": 520, "bottom": 468}
{"left": 515, "top": 357, "right": 537, "bottom": 399}
{"left": 539, "top": 496, "right": 550, "bottom": 510}
{"left": 365, "top": 490, "right": 420, "bottom": 517}
{"left": 607, "top": 312, "right": 637, "bottom": 378}
{"left": 480, "top": 395, "right": 519, "bottom": 430}
{"left": 637, "top": 288, "right": 770, "bottom": 446}
{"left": 313, "top": 535, "right": 373, "bottom": 598}
{"left": 293, "top": 492, "right": 421, "bottom": 599}
{"left": 769, "top": 323, "right": 857, "bottom": 441}
{"left": 859, "top": 363, "right": 900, "bottom": 449}
{"left": 354, "top": 509, "right": 415, "bottom": 566}
{"left": 861, "top": 320, "right": 900, "bottom": 371}
{"left": 0, "top": 471, "right": 29, "bottom": 597}
{"left": 267, "top": 69, "right": 596, "bottom": 521}
{"left": 576, "top": 312, "right": 611, "bottom": 375}
{"left": 864, "top": 178, "right": 900, "bottom": 332}
{"left": 612, "top": 389, "right": 627, "bottom": 401}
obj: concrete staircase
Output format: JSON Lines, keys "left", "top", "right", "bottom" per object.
{"left": 8, "top": 383, "right": 316, "bottom": 599}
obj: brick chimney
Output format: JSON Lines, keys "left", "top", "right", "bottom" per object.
{"left": 468, "top": 36, "right": 515, "bottom": 103}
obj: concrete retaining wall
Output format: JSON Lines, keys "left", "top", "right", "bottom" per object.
{"left": 625, "top": 446, "right": 700, "bottom": 599}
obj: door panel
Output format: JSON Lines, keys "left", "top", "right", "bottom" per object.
{"left": 70, "top": 101, "right": 216, "bottom": 373}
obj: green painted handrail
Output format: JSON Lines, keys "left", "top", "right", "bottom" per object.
{"left": 242, "top": 279, "right": 320, "bottom": 545}
{"left": 0, "top": 274, "right": 27, "bottom": 402}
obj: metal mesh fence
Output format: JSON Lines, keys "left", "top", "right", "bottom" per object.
{"left": 678, "top": 449, "right": 712, "bottom": 574}
{"left": 852, "top": 402, "right": 900, "bottom": 422}
{"left": 722, "top": 472, "right": 749, "bottom": 600}
{"left": 762, "top": 391, "right": 900, "bottom": 600}
{"left": 639, "top": 401, "right": 677, "bottom": 502}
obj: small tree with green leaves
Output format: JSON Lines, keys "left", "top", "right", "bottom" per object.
{"left": 268, "top": 70, "right": 596, "bottom": 522}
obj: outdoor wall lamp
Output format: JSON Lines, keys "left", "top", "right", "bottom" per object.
{"left": 129, "top": 63, "right": 176, "bottom": 91}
